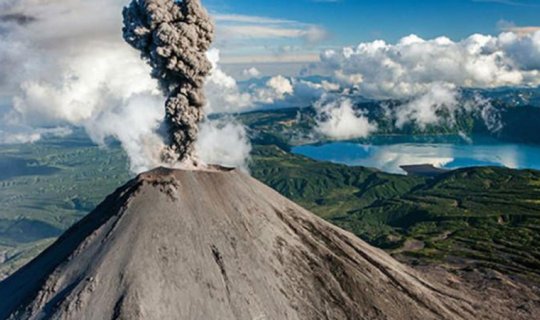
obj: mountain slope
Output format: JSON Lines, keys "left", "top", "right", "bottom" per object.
{"left": 250, "top": 146, "right": 540, "bottom": 283}
{"left": 0, "top": 167, "right": 480, "bottom": 320}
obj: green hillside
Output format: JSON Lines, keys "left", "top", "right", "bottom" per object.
{"left": 1, "top": 128, "right": 540, "bottom": 283}
{"left": 250, "top": 145, "right": 540, "bottom": 282}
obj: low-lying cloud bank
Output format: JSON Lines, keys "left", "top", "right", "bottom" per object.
{"left": 314, "top": 96, "right": 377, "bottom": 140}
{"left": 264, "top": 31, "right": 540, "bottom": 139}
{"left": 311, "top": 84, "right": 504, "bottom": 140}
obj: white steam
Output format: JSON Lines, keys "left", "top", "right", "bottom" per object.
{"left": 0, "top": 0, "right": 166, "bottom": 172}
{"left": 83, "top": 94, "right": 165, "bottom": 173}
{"left": 196, "top": 119, "right": 252, "bottom": 170}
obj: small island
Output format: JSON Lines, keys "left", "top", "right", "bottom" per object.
{"left": 400, "top": 164, "right": 450, "bottom": 177}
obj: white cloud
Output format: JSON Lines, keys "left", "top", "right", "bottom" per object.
{"left": 220, "top": 25, "right": 311, "bottom": 40}
{"left": 477, "top": 97, "right": 503, "bottom": 132}
{"left": 310, "top": 31, "right": 540, "bottom": 135}
{"left": 220, "top": 53, "right": 320, "bottom": 64}
{"left": 257, "top": 75, "right": 294, "bottom": 103}
{"left": 394, "top": 83, "right": 460, "bottom": 129}
{"left": 498, "top": 31, "right": 540, "bottom": 70}
{"left": 213, "top": 12, "right": 327, "bottom": 65}
{"left": 321, "top": 32, "right": 540, "bottom": 100}
{"left": 242, "top": 67, "right": 261, "bottom": 78}
{"left": 9, "top": 44, "right": 159, "bottom": 127}
{"left": 215, "top": 13, "right": 328, "bottom": 45}
{"left": 205, "top": 49, "right": 254, "bottom": 113}
{"left": 0, "top": 0, "right": 167, "bottom": 173}
{"left": 385, "top": 84, "right": 504, "bottom": 132}
{"left": 214, "top": 14, "right": 296, "bottom": 25}
{"left": 205, "top": 49, "right": 298, "bottom": 112}
{"left": 315, "top": 96, "right": 377, "bottom": 140}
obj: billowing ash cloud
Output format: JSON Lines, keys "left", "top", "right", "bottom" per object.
{"left": 123, "top": 0, "right": 214, "bottom": 166}
{"left": 0, "top": 14, "right": 36, "bottom": 26}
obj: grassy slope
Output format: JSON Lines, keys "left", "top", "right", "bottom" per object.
{"left": 250, "top": 145, "right": 540, "bottom": 282}
{"left": 381, "top": 167, "right": 540, "bottom": 279}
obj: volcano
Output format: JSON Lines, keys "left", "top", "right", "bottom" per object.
{"left": 0, "top": 167, "right": 484, "bottom": 319}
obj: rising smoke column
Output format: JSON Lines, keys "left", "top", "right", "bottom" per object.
{"left": 122, "top": 0, "right": 214, "bottom": 165}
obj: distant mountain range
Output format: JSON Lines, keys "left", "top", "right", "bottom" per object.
{"left": 234, "top": 96, "right": 540, "bottom": 147}
{"left": 474, "top": 87, "right": 540, "bottom": 107}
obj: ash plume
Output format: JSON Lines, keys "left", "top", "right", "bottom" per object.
{"left": 122, "top": 0, "right": 214, "bottom": 166}
{"left": 0, "top": 14, "right": 37, "bottom": 25}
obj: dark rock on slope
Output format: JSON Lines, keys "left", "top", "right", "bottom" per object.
{"left": 0, "top": 167, "right": 492, "bottom": 319}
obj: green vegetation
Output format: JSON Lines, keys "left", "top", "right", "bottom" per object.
{"left": 250, "top": 146, "right": 540, "bottom": 282}
{"left": 0, "top": 132, "right": 131, "bottom": 277}
{"left": 250, "top": 145, "right": 424, "bottom": 219}
{"left": 1, "top": 105, "right": 540, "bottom": 283}
{"left": 0, "top": 134, "right": 130, "bottom": 235}
{"left": 0, "top": 239, "right": 55, "bottom": 279}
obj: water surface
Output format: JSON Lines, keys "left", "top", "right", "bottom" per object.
{"left": 292, "top": 136, "right": 540, "bottom": 174}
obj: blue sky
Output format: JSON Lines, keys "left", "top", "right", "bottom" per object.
{"left": 205, "top": 0, "right": 540, "bottom": 65}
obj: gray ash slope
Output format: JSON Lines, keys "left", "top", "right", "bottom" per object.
{"left": 0, "top": 167, "right": 488, "bottom": 320}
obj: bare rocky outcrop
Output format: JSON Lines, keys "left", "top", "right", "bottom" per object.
{"left": 0, "top": 168, "right": 495, "bottom": 319}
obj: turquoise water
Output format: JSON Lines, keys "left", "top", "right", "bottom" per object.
{"left": 292, "top": 136, "right": 540, "bottom": 174}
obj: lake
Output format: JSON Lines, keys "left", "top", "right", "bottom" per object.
{"left": 292, "top": 135, "right": 540, "bottom": 174}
